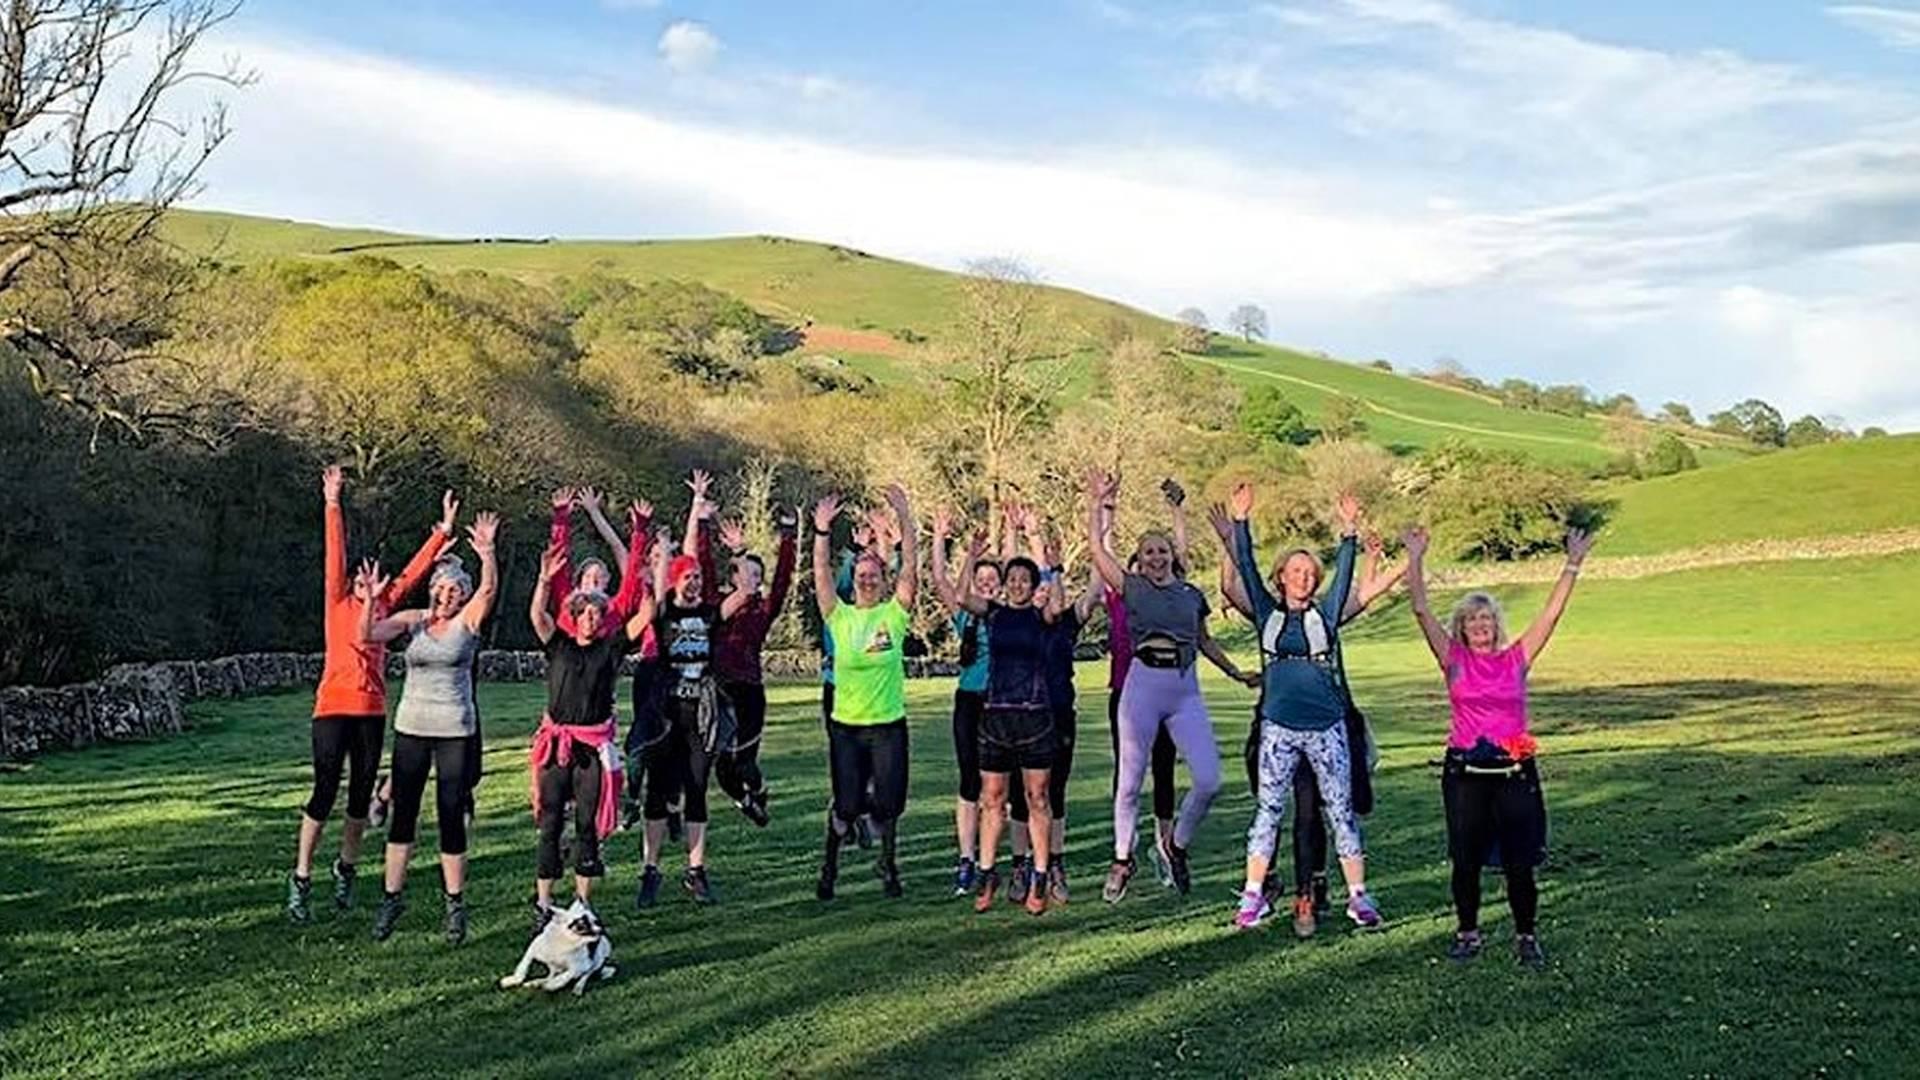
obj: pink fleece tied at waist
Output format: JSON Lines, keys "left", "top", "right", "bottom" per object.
{"left": 528, "top": 715, "right": 623, "bottom": 841}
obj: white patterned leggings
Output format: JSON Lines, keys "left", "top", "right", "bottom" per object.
{"left": 1247, "top": 723, "right": 1364, "bottom": 862}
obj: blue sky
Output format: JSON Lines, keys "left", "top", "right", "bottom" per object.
{"left": 191, "top": 1, "right": 1920, "bottom": 429}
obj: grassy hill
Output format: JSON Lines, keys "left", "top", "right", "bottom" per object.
{"left": 1595, "top": 434, "right": 1920, "bottom": 555}
{"left": 161, "top": 209, "right": 1741, "bottom": 471}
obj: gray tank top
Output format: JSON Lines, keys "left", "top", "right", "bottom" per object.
{"left": 394, "top": 619, "right": 479, "bottom": 738}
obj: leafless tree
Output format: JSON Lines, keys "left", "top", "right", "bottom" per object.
{"left": 1227, "top": 302, "right": 1267, "bottom": 343}
{"left": 0, "top": 0, "right": 248, "bottom": 441}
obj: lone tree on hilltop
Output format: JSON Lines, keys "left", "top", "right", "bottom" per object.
{"left": 0, "top": 0, "right": 249, "bottom": 440}
{"left": 1227, "top": 303, "right": 1268, "bottom": 343}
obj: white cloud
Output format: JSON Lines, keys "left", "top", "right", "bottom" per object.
{"left": 1827, "top": 4, "right": 1920, "bottom": 50}
{"left": 657, "top": 20, "right": 719, "bottom": 72}
{"left": 186, "top": 31, "right": 1920, "bottom": 429}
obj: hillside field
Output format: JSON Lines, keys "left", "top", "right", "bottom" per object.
{"left": 4, "top": 553, "right": 1917, "bottom": 1078}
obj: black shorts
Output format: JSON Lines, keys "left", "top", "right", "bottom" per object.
{"left": 979, "top": 707, "right": 1054, "bottom": 773}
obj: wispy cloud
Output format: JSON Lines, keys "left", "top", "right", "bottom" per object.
{"left": 658, "top": 20, "right": 720, "bottom": 72}
{"left": 1827, "top": 4, "right": 1920, "bottom": 50}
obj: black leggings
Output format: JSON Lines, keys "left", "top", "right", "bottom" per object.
{"left": 537, "top": 740, "right": 605, "bottom": 879}
{"left": 624, "top": 659, "right": 662, "bottom": 806}
{"left": 387, "top": 732, "right": 477, "bottom": 855}
{"left": 644, "top": 698, "right": 713, "bottom": 825}
{"left": 1443, "top": 758, "right": 1544, "bottom": 934}
{"left": 716, "top": 680, "right": 768, "bottom": 803}
{"left": 1109, "top": 690, "right": 1177, "bottom": 821}
{"left": 1011, "top": 705, "right": 1077, "bottom": 823}
{"left": 827, "top": 719, "right": 909, "bottom": 825}
{"left": 953, "top": 689, "right": 985, "bottom": 802}
{"left": 306, "top": 714, "right": 384, "bottom": 822}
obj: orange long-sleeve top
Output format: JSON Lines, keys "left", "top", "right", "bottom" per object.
{"left": 313, "top": 502, "right": 453, "bottom": 718}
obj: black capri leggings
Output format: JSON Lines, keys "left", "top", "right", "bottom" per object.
{"left": 1011, "top": 704, "right": 1078, "bottom": 823}
{"left": 1110, "top": 690, "right": 1177, "bottom": 821}
{"left": 953, "top": 689, "right": 985, "bottom": 803}
{"left": 306, "top": 714, "right": 384, "bottom": 822}
{"left": 827, "top": 718, "right": 909, "bottom": 825}
{"left": 537, "top": 740, "right": 605, "bottom": 880}
{"left": 387, "top": 732, "right": 478, "bottom": 855}
{"left": 1443, "top": 755, "right": 1545, "bottom": 935}
{"left": 644, "top": 698, "right": 713, "bottom": 825}
{"left": 715, "top": 680, "right": 768, "bottom": 804}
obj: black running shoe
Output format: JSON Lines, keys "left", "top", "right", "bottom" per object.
{"left": 286, "top": 873, "right": 313, "bottom": 924}
{"left": 1102, "top": 857, "right": 1137, "bottom": 904}
{"left": 330, "top": 859, "right": 357, "bottom": 912}
{"left": 1167, "top": 842, "right": 1192, "bottom": 895}
{"left": 1007, "top": 855, "right": 1032, "bottom": 905}
{"left": 443, "top": 893, "right": 468, "bottom": 946}
{"left": 372, "top": 891, "right": 405, "bottom": 941}
{"left": 683, "top": 866, "right": 716, "bottom": 905}
{"left": 1516, "top": 934, "right": 1548, "bottom": 970}
{"left": 636, "top": 865, "right": 663, "bottom": 909}
{"left": 1447, "top": 929, "right": 1484, "bottom": 963}
{"left": 739, "top": 789, "right": 771, "bottom": 828}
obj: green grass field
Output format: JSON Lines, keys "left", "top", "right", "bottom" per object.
{"left": 5, "top": 554, "right": 1917, "bottom": 1078}
{"left": 1595, "top": 434, "right": 1920, "bottom": 555}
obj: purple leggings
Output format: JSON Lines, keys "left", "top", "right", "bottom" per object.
{"left": 1112, "top": 660, "right": 1221, "bottom": 859}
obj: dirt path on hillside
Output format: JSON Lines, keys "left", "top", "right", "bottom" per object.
{"left": 801, "top": 324, "right": 912, "bottom": 357}
{"left": 1431, "top": 527, "right": 1920, "bottom": 587}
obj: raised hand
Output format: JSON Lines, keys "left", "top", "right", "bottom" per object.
{"left": 1207, "top": 502, "right": 1234, "bottom": 542}
{"left": 321, "top": 465, "right": 344, "bottom": 505}
{"left": 440, "top": 489, "right": 460, "bottom": 534}
{"left": 813, "top": 494, "right": 843, "bottom": 534}
{"left": 687, "top": 469, "right": 713, "bottom": 499}
{"left": 1043, "top": 535, "right": 1063, "bottom": 567}
{"left": 628, "top": 501, "right": 649, "bottom": 536}
{"left": 578, "top": 487, "right": 604, "bottom": 515}
{"left": 882, "top": 483, "right": 911, "bottom": 519}
{"left": 1364, "top": 531, "right": 1385, "bottom": 557}
{"left": 355, "top": 558, "right": 390, "bottom": 600}
{"left": 467, "top": 511, "right": 499, "bottom": 555}
{"left": 1402, "top": 526, "right": 1431, "bottom": 561}
{"left": 931, "top": 505, "right": 953, "bottom": 539}
{"left": 719, "top": 519, "right": 747, "bottom": 552}
{"left": 1566, "top": 528, "right": 1595, "bottom": 567}
{"left": 1228, "top": 482, "right": 1254, "bottom": 521}
{"left": 1336, "top": 493, "right": 1362, "bottom": 534}
{"left": 539, "top": 544, "right": 568, "bottom": 583}
{"left": 550, "top": 486, "right": 575, "bottom": 512}
{"left": 1160, "top": 477, "right": 1186, "bottom": 508}
{"left": 630, "top": 497, "right": 654, "bottom": 521}
{"left": 965, "top": 533, "right": 989, "bottom": 563}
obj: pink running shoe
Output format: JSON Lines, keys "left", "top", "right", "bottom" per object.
{"left": 1346, "top": 890, "right": 1384, "bottom": 930}
{"left": 1233, "top": 888, "right": 1272, "bottom": 930}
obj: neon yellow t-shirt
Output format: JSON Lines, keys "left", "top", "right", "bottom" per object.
{"left": 826, "top": 598, "right": 910, "bottom": 725}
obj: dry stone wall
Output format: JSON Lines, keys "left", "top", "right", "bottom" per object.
{"left": 0, "top": 650, "right": 966, "bottom": 762}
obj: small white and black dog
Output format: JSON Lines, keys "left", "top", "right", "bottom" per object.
{"left": 498, "top": 899, "right": 617, "bottom": 995}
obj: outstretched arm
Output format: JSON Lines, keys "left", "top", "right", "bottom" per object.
{"left": 885, "top": 484, "right": 919, "bottom": 609}
{"left": 546, "top": 487, "right": 576, "bottom": 618}
{"left": 460, "top": 512, "right": 501, "bottom": 632}
{"left": 1342, "top": 534, "right": 1407, "bottom": 623}
{"left": 1517, "top": 530, "right": 1595, "bottom": 665}
{"left": 811, "top": 495, "right": 842, "bottom": 622}
{"left": 1207, "top": 502, "right": 1254, "bottom": 618}
{"left": 765, "top": 510, "right": 799, "bottom": 619}
{"left": 322, "top": 466, "right": 348, "bottom": 602}
{"left": 928, "top": 506, "right": 967, "bottom": 614}
{"left": 382, "top": 488, "right": 458, "bottom": 609}
{"left": 530, "top": 546, "right": 564, "bottom": 644}
{"left": 1196, "top": 621, "right": 1257, "bottom": 686}
{"left": 1163, "top": 479, "right": 1191, "bottom": 568}
{"left": 1084, "top": 470, "right": 1126, "bottom": 592}
{"left": 356, "top": 560, "right": 416, "bottom": 644}
{"left": 1226, "top": 484, "right": 1276, "bottom": 619}
{"left": 582, "top": 488, "right": 643, "bottom": 576}
{"left": 1315, "top": 495, "right": 1361, "bottom": 624}
{"left": 606, "top": 505, "right": 651, "bottom": 625}
{"left": 1402, "top": 527, "right": 1452, "bottom": 668}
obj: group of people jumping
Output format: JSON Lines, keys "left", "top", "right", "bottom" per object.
{"left": 288, "top": 459, "right": 1593, "bottom": 968}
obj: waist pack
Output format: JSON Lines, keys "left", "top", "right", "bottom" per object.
{"left": 694, "top": 676, "right": 738, "bottom": 755}
{"left": 1134, "top": 643, "right": 1186, "bottom": 669}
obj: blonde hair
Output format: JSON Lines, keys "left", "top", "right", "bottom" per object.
{"left": 1271, "top": 548, "right": 1322, "bottom": 595}
{"left": 1449, "top": 591, "right": 1509, "bottom": 649}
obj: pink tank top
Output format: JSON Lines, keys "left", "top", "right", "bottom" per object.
{"left": 1445, "top": 642, "right": 1531, "bottom": 753}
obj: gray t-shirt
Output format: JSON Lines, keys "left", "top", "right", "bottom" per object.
{"left": 393, "top": 619, "right": 479, "bottom": 738}
{"left": 1122, "top": 573, "right": 1210, "bottom": 669}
